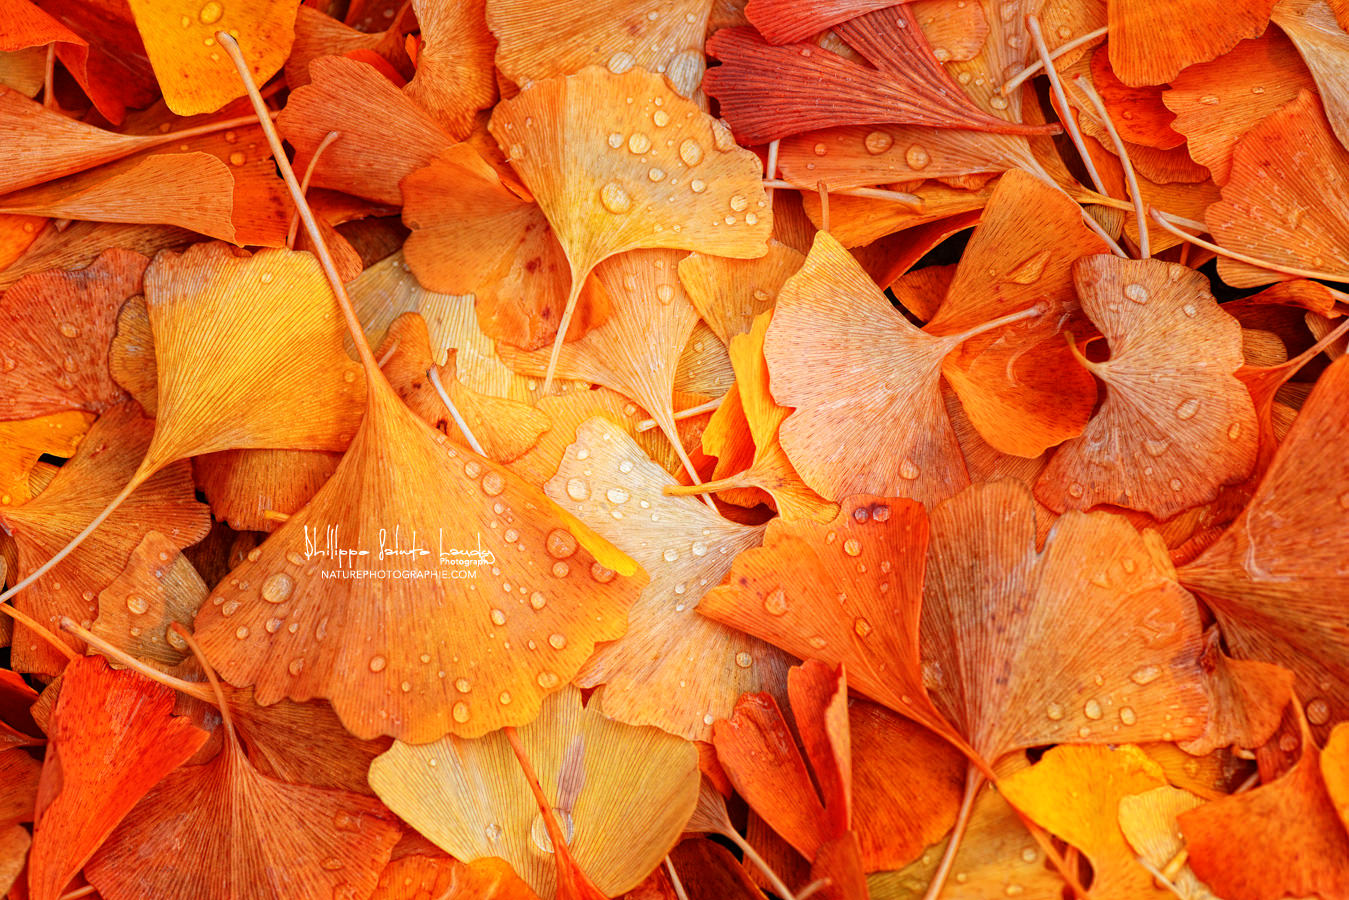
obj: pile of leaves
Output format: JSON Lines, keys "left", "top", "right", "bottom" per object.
{"left": 1, "top": 0, "right": 1348, "bottom": 898}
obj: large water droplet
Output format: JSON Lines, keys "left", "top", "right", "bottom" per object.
{"left": 599, "top": 182, "right": 633, "bottom": 214}
{"left": 652, "top": 109, "right": 671, "bottom": 128}
{"left": 369, "top": 655, "right": 387, "bottom": 673}
{"left": 899, "top": 459, "right": 921, "bottom": 480}
{"left": 454, "top": 702, "right": 471, "bottom": 723}
{"left": 548, "top": 632, "right": 567, "bottom": 649}
{"left": 679, "top": 138, "right": 704, "bottom": 166}
{"left": 1144, "top": 439, "right": 1169, "bottom": 457}
{"left": 1175, "top": 397, "right": 1200, "bottom": 420}
{"left": 1118, "top": 706, "right": 1137, "bottom": 726}
{"left": 546, "top": 528, "right": 578, "bottom": 558}
{"left": 261, "top": 572, "right": 294, "bottom": 604}
{"left": 530, "top": 809, "right": 575, "bottom": 853}
{"left": 764, "top": 588, "right": 789, "bottom": 616}
{"left": 905, "top": 144, "right": 931, "bottom": 170}
{"left": 126, "top": 595, "right": 149, "bottom": 615}
{"left": 565, "top": 477, "right": 590, "bottom": 501}
{"left": 853, "top": 617, "right": 873, "bottom": 637}
{"left": 1307, "top": 698, "right": 1331, "bottom": 724}
{"left": 199, "top": 0, "right": 223, "bottom": 24}
{"left": 607, "top": 51, "right": 635, "bottom": 73}
{"left": 627, "top": 133, "right": 652, "bottom": 154}
{"left": 1123, "top": 283, "right": 1150, "bottom": 304}
{"left": 1046, "top": 702, "right": 1064, "bottom": 720}
{"left": 1083, "top": 699, "right": 1103, "bottom": 719}
{"left": 734, "top": 651, "right": 753, "bottom": 668}
{"left": 481, "top": 471, "right": 505, "bottom": 496}
{"left": 842, "top": 538, "right": 862, "bottom": 557}
{"left": 863, "top": 131, "right": 893, "bottom": 155}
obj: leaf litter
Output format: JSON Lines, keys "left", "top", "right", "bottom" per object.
{"left": 1, "top": 1, "right": 1348, "bottom": 899}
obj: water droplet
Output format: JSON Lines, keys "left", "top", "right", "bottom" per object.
{"left": 1181, "top": 302, "right": 1198, "bottom": 318}
{"left": 899, "top": 459, "right": 921, "bottom": 480}
{"left": 287, "top": 657, "right": 305, "bottom": 675}
{"left": 565, "top": 477, "right": 590, "bottom": 501}
{"left": 729, "top": 194, "right": 749, "bottom": 213}
{"left": 490, "top": 608, "right": 507, "bottom": 626}
{"left": 1308, "top": 698, "right": 1331, "bottom": 724}
{"left": 690, "top": 540, "right": 708, "bottom": 557}
{"left": 1083, "top": 699, "right": 1102, "bottom": 719}
{"left": 1200, "top": 95, "right": 1220, "bottom": 105}
{"left": 1279, "top": 733, "right": 1298, "bottom": 752}
{"left": 198, "top": 1, "right": 223, "bottom": 24}
{"left": 320, "top": 857, "right": 344, "bottom": 871}
{"left": 1046, "top": 702, "right": 1065, "bottom": 720}
{"left": 813, "top": 142, "right": 828, "bottom": 156}
{"left": 1124, "top": 282, "right": 1150, "bottom": 304}
{"left": 1119, "top": 706, "right": 1137, "bottom": 725}
{"left": 221, "top": 599, "right": 241, "bottom": 616}
{"left": 167, "top": 629, "right": 189, "bottom": 651}
{"left": 653, "top": 109, "right": 671, "bottom": 127}
{"left": 265, "top": 617, "right": 283, "bottom": 634}
{"left": 590, "top": 563, "right": 615, "bottom": 583}
{"left": 627, "top": 133, "right": 652, "bottom": 154}
{"left": 607, "top": 132, "right": 624, "bottom": 149}
{"left": 647, "top": 166, "right": 667, "bottom": 183}
{"left": 261, "top": 572, "right": 294, "bottom": 604}
{"left": 1175, "top": 398, "right": 1200, "bottom": 420}
{"left": 235, "top": 626, "right": 249, "bottom": 640}
{"left": 369, "top": 655, "right": 387, "bottom": 673}
{"left": 1068, "top": 482, "right": 1085, "bottom": 499}
{"left": 1338, "top": 490, "right": 1349, "bottom": 511}
{"left": 1144, "top": 439, "right": 1169, "bottom": 457}
{"left": 656, "top": 284, "right": 675, "bottom": 303}
{"left": 454, "top": 702, "right": 471, "bottom": 723}
{"left": 853, "top": 617, "right": 873, "bottom": 637}
{"left": 600, "top": 182, "right": 633, "bottom": 214}
{"left": 678, "top": 138, "right": 704, "bottom": 166}
{"left": 735, "top": 651, "right": 753, "bottom": 668}
{"left": 690, "top": 178, "right": 707, "bottom": 193}
{"left": 228, "top": 151, "right": 246, "bottom": 167}
{"left": 537, "top": 671, "right": 560, "bottom": 688}
{"left": 58, "top": 322, "right": 79, "bottom": 338}
{"left": 123, "top": 594, "right": 149, "bottom": 615}
{"left": 662, "top": 547, "right": 679, "bottom": 562}
{"left": 990, "top": 96, "right": 1009, "bottom": 110}
{"left": 607, "top": 51, "right": 635, "bottom": 73}
{"left": 499, "top": 691, "right": 512, "bottom": 705}
{"left": 842, "top": 538, "right": 862, "bottom": 557}
{"left": 764, "top": 588, "right": 789, "bottom": 616}
{"left": 529, "top": 809, "right": 574, "bottom": 853}
{"left": 808, "top": 636, "right": 827, "bottom": 649}
{"left": 549, "top": 632, "right": 567, "bottom": 650}
{"left": 905, "top": 144, "right": 931, "bottom": 170}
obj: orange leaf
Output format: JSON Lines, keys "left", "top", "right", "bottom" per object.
{"left": 403, "top": 0, "right": 496, "bottom": 138}
{"left": 0, "top": 248, "right": 145, "bottom": 420}
{"left": 1036, "top": 256, "right": 1257, "bottom": 519}
{"left": 1108, "top": 0, "right": 1275, "bottom": 86}
{"left": 0, "top": 411, "right": 94, "bottom": 507}
{"left": 1180, "top": 714, "right": 1349, "bottom": 900}
{"left": 0, "top": 403, "right": 211, "bottom": 674}
{"left": 923, "top": 480, "right": 1209, "bottom": 763}
{"left": 26, "top": 656, "right": 208, "bottom": 900}
{"left": 1179, "top": 355, "right": 1349, "bottom": 737}
{"left": 125, "top": 0, "right": 299, "bottom": 116}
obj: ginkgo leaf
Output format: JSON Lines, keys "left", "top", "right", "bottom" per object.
{"left": 676, "top": 240, "right": 804, "bottom": 346}
{"left": 699, "top": 494, "right": 959, "bottom": 743}
{"left": 488, "top": 0, "right": 708, "bottom": 98}
{"left": 1162, "top": 30, "right": 1314, "bottom": 184}
{"left": 278, "top": 55, "right": 455, "bottom": 205}
{"left": 192, "top": 449, "right": 343, "bottom": 533}
{"left": 401, "top": 145, "right": 610, "bottom": 353}
{"left": 1036, "top": 256, "right": 1257, "bottom": 519}
{"left": 850, "top": 699, "right": 965, "bottom": 873}
{"left": 922, "top": 480, "right": 1209, "bottom": 764}
{"left": 31, "top": 0, "right": 158, "bottom": 124}
{"left": 137, "top": 241, "right": 366, "bottom": 472}
{"left": 544, "top": 416, "right": 786, "bottom": 741}
{"left": 927, "top": 169, "right": 1107, "bottom": 459}
{"left": 1117, "top": 786, "right": 1219, "bottom": 900}
{"left": 486, "top": 65, "right": 772, "bottom": 389}
{"left": 0, "top": 248, "right": 145, "bottom": 420}
{"left": 368, "top": 684, "right": 699, "bottom": 900}
{"left": 1207, "top": 90, "right": 1349, "bottom": 287}
{"left": 0, "top": 411, "right": 93, "bottom": 507}
{"left": 777, "top": 125, "right": 1038, "bottom": 192}
{"left": 27, "top": 656, "right": 209, "bottom": 900}
{"left": 1269, "top": 0, "right": 1349, "bottom": 151}
{"left": 84, "top": 674, "right": 402, "bottom": 900}
{"left": 0, "top": 747, "right": 39, "bottom": 827}
{"left": 705, "top": 22, "right": 1057, "bottom": 147}
{"left": 285, "top": 4, "right": 411, "bottom": 90}
{"left": 669, "top": 313, "right": 836, "bottom": 522}
{"left": 0, "top": 152, "right": 264, "bottom": 246}
{"left": 91, "top": 530, "right": 206, "bottom": 668}
{"left": 997, "top": 744, "right": 1168, "bottom": 900}
{"left": 867, "top": 762, "right": 1062, "bottom": 900}
{"left": 1087, "top": 47, "right": 1185, "bottom": 150}
{"left": 501, "top": 249, "right": 702, "bottom": 481}
{"left": 1180, "top": 630, "right": 1295, "bottom": 756}
{"left": 125, "top": 0, "right": 299, "bottom": 116}
{"left": 193, "top": 368, "right": 645, "bottom": 742}
{"left": 371, "top": 853, "right": 542, "bottom": 900}
{"left": 380, "top": 312, "right": 549, "bottom": 462}
{"left": 745, "top": 0, "right": 916, "bottom": 45}
{"left": 1179, "top": 714, "right": 1349, "bottom": 900}
{"left": 767, "top": 231, "right": 1041, "bottom": 506}
{"left": 1108, "top": 0, "right": 1275, "bottom": 86}
{"left": 804, "top": 178, "right": 998, "bottom": 249}
{"left": 1179, "top": 355, "right": 1349, "bottom": 736}
{"left": 508, "top": 386, "right": 684, "bottom": 486}
{"left": 0, "top": 403, "right": 211, "bottom": 674}
{"left": 402, "top": 0, "right": 495, "bottom": 138}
